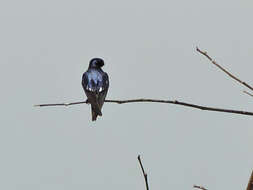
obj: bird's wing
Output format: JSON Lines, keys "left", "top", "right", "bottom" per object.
{"left": 81, "top": 72, "right": 89, "bottom": 91}
{"left": 97, "top": 72, "right": 109, "bottom": 92}
{"left": 96, "top": 72, "right": 109, "bottom": 108}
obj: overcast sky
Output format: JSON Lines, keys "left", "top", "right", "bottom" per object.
{"left": 1, "top": 0, "right": 253, "bottom": 190}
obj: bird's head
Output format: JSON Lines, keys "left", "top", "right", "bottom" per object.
{"left": 89, "top": 58, "right": 104, "bottom": 68}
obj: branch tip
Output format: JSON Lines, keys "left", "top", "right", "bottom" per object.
{"left": 137, "top": 155, "right": 149, "bottom": 190}
{"left": 197, "top": 46, "right": 253, "bottom": 92}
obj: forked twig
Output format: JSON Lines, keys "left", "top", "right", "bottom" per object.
{"left": 196, "top": 47, "right": 253, "bottom": 92}
{"left": 138, "top": 155, "right": 149, "bottom": 190}
{"left": 34, "top": 99, "right": 253, "bottom": 116}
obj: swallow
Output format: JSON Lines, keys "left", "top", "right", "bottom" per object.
{"left": 82, "top": 58, "right": 109, "bottom": 121}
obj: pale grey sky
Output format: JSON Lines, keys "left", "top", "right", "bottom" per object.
{"left": 0, "top": 0, "right": 253, "bottom": 189}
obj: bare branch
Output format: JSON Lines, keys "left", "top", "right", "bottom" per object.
{"left": 34, "top": 100, "right": 88, "bottom": 107}
{"left": 34, "top": 98, "right": 253, "bottom": 116}
{"left": 246, "top": 170, "right": 253, "bottom": 190}
{"left": 138, "top": 155, "right": 149, "bottom": 190}
{"left": 193, "top": 185, "right": 208, "bottom": 190}
{"left": 196, "top": 47, "right": 253, "bottom": 92}
{"left": 244, "top": 91, "right": 253, "bottom": 98}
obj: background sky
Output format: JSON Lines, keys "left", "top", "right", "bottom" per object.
{"left": 0, "top": 0, "right": 253, "bottom": 190}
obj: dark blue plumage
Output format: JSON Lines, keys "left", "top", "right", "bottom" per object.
{"left": 82, "top": 58, "right": 109, "bottom": 121}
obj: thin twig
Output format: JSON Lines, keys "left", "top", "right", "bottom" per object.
{"left": 138, "top": 155, "right": 149, "bottom": 190}
{"left": 246, "top": 170, "right": 253, "bottom": 190}
{"left": 193, "top": 185, "right": 208, "bottom": 190}
{"left": 196, "top": 47, "right": 253, "bottom": 92}
{"left": 34, "top": 98, "right": 253, "bottom": 116}
{"left": 34, "top": 100, "right": 87, "bottom": 107}
{"left": 244, "top": 91, "right": 253, "bottom": 98}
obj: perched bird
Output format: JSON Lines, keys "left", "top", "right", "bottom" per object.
{"left": 82, "top": 58, "right": 109, "bottom": 121}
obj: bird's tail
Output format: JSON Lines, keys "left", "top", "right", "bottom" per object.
{"left": 91, "top": 104, "right": 102, "bottom": 121}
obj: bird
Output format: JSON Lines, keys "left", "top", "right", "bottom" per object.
{"left": 82, "top": 58, "right": 109, "bottom": 121}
